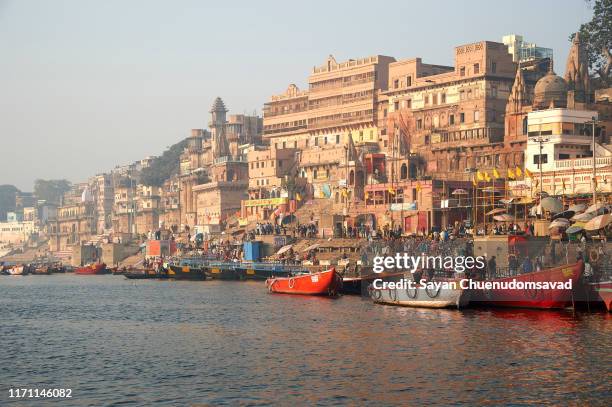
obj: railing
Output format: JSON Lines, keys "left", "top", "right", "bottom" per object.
{"left": 555, "top": 156, "right": 612, "bottom": 169}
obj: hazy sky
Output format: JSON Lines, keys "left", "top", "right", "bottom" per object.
{"left": 0, "top": 0, "right": 594, "bottom": 191}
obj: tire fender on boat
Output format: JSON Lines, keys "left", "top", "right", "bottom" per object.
{"left": 589, "top": 248, "right": 600, "bottom": 264}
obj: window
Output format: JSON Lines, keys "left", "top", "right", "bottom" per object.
{"left": 383, "top": 109, "right": 387, "bottom": 117}
{"left": 314, "top": 137, "right": 318, "bottom": 146}
{"left": 407, "top": 76, "right": 412, "bottom": 86}
{"left": 424, "top": 95, "right": 429, "bottom": 105}
{"left": 491, "top": 62, "right": 497, "bottom": 73}
{"left": 313, "top": 169, "right": 318, "bottom": 179}
{"left": 441, "top": 94, "right": 446, "bottom": 104}
{"left": 394, "top": 101, "right": 399, "bottom": 110}
{"left": 533, "top": 154, "right": 548, "bottom": 165}
{"left": 416, "top": 119, "right": 422, "bottom": 130}
{"left": 474, "top": 63, "right": 480, "bottom": 74}
{"left": 394, "top": 79, "right": 399, "bottom": 89}
{"left": 278, "top": 160, "right": 283, "bottom": 167}
{"left": 432, "top": 94, "right": 438, "bottom": 105}
{"left": 449, "top": 114, "right": 455, "bottom": 125}
{"left": 558, "top": 153, "right": 570, "bottom": 160}
{"left": 460, "top": 67, "right": 466, "bottom": 76}
{"left": 406, "top": 99, "right": 411, "bottom": 109}
{"left": 294, "top": 141, "right": 297, "bottom": 148}
{"left": 425, "top": 135, "right": 430, "bottom": 144}
{"left": 324, "top": 136, "right": 328, "bottom": 145}
{"left": 336, "top": 134, "right": 340, "bottom": 143}
{"left": 460, "top": 113, "right": 465, "bottom": 123}
{"left": 522, "top": 117, "right": 528, "bottom": 135}
{"left": 282, "top": 141, "right": 286, "bottom": 149}
{"left": 474, "top": 111, "right": 479, "bottom": 122}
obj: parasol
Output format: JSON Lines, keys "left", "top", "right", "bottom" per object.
{"left": 486, "top": 208, "right": 507, "bottom": 216}
{"left": 493, "top": 214, "right": 513, "bottom": 222}
{"left": 584, "top": 214, "right": 612, "bottom": 231}
{"left": 572, "top": 212, "right": 595, "bottom": 222}
{"left": 565, "top": 225, "right": 584, "bottom": 234}
{"left": 451, "top": 189, "right": 468, "bottom": 195}
{"left": 552, "top": 210, "right": 575, "bottom": 220}
{"left": 548, "top": 218, "right": 570, "bottom": 229}
{"left": 585, "top": 203, "right": 606, "bottom": 214}
{"left": 568, "top": 204, "right": 586, "bottom": 213}
{"left": 540, "top": 197, "right": 563, "bottom": 213}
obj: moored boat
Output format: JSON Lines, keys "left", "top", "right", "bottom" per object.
{"left": 6, "top": 265, "right": 25, "bottom": 276}
{"left": 587, "top": 280, "right": 612, "bottom": 312}
{"left": 75, "top": 263, "right": 107, "bottom": 275}
{"left": 471, "top": 261, "right": 584, "bottom": 309}
{"left": 265, "top": 268, "right": 342, "bottom": 296}
{"left": 168, "top": 264, "right": 207, "bottom": 280}
{"left": 205, "top": 266, "right": 243, "bottom": 280}
{"left": 124, "top": 269, "right": 169, "bottom": 280}
{"left": 369, "top": 274, "right": 470, "bottom": 309}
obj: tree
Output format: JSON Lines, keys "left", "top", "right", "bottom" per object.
{"left": 140, "top": 138, "right": 189, "bottom": 187}
{"left": 33, "top": 179, "right": 71, "bottom": 204}
{"left": 575, "top": 0, "right": 612, "bottom": 87}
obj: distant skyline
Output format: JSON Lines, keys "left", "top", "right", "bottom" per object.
{"left": 0, "top": 0, "right": 594, "bottom": 191}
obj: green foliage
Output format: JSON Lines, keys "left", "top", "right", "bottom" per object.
{"left": 140, "top": 138, "right": 189, "bottom": 186}
{"left": 0, "top": 184, "right": 20, "bottom": 221}
{"left": 33, "top": 179, "right": 71, "bottom": 204}
{"left": 575, "top": 0, "right": 612, "bottom": 87}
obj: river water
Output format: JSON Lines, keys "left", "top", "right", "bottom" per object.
{"left": 0, "top": 274, "right": 610, "bottom": 406}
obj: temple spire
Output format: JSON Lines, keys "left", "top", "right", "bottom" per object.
{"left": 507, "top": 63, "right": 528, "bottom": 113}
{"left": 564, "top": 32, "right": 590, "bottom": 101}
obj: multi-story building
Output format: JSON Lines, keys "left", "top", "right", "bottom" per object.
{"left": 502, "top": 34, "right": 553, "bottom": 63}
{"left": 385, "top": 40, "right": 534, "bottom": 181}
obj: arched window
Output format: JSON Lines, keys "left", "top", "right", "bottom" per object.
{"left": 522, "top": 117, "right": 528, "bottom": 135}
{"left": 349, "top": 170, "right": 355, "bottom": 185}
{"left": 400, "top": 163, "right": 408, "bottom": 179}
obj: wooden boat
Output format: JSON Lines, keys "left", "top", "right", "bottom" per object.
{"left": 265, "top": 268, "right": 342, "bottom": 296}
{"left": 471, "top": 261, "right": 584, "bottom": 309}
{"left": 168, "top": 264, "right": 207, "bottom": 280}
{"left": 31, "top": 264, "right": 51, "bottom": 275}
{"left": 205, "top": 266, "right": 243, "bottom": 280}
{"left": 586, "top": 280, "right": 612, "bottom": 312}
{"left": 6, "top": 265, "right": 25, "bottom": 276}
{"left": 341, "top": 270, "right": 405, "bottom": 296}
{"left": 369, "top": 275, "right": 470, "bottom": 309}
{"left": 124, "top": 270, "right": 169, "bottom": 280}
{"left": 75, "top": 263, "right": 107, "bottom": 275}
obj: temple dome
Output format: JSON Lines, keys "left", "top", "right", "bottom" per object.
{"left": 533, "top": 70, "right": 568, "bottom": 110}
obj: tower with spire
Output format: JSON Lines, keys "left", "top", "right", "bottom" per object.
{"left": 564, "top": 32, "right": 591, "bottom": 106}
{"left": 209, "top": 97, "right": 231, "bottom": 160}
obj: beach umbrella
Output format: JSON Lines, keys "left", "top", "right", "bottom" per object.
{"left": 568, "top": 204, "right": 586, "bottom": 213}
{"left": 552, "top": 210, "right": 575, "bottom": 220}
{"left": 276, "top": 244, "right": 293, "bottom": 255}
{"left": 540, "top": 197, "right": 563, "bottom": 213}
{"left": 566, "top": 225, "right": 584, "bottom": 234}
{"left": 487, "top": 208, "right": 507, "bottom": 216}
{"left": 585, "top": 203, "right": 606, "bottom": 214}
{"left": 451, "top": 189, "right": 468, "bottom": 195}
{"left": 549, "top": 218, "right": 570, "bottom": 229}
{"left": 572, "top": 212, "right": 595, "bottom": 222}
{"left": 584, "top": 214, "right": 612, "bottom": 231}
{"left": 493, "top": 214, "right": 513, "bottom": 222}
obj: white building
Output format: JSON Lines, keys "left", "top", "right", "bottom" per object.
{"left": 502, "top": 34, "right": 553, "bottom": 63}
{"left": 0, "top": 221, "right": 38, "bottom": 244}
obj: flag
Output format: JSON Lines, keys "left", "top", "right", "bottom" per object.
{"left": 507, "top": 168, "right": 516, "bottom": 179}
{"left": 493, "top": 168, "right": 501, "bottom": 179}
{"left": 295, "top": 193, "right": 302, "bottom": 202}
{"left": 341, "top": 189, "right": 348, "bottom": 198}
{"left": 387, "top": 186, "right": 395, "bottom": 195}
{"left": 416, "top": 182, "right": 422, "bottom": 192}
{"left": 472, "top": 175, "right": 477, "bottom": 186}
{"left": 515, "top": 167, "right": 523, "bottom": 177}
{"left": 477, "top": 171, "right": 484, "bottom": 181}
{"left": 562, "top": 178, "right": 566, "bottom": 190}
{"left": 524, "top": 168, "right": 533, "bottom": 178}
{"left": 484, "top": 172, "right": 491, "bottom": 182}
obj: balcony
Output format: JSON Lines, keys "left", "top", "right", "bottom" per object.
{"left": 555, "top": 156, "right": 612, "bottom": 170}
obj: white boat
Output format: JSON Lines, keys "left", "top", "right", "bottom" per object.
{"left": 6, "top": 265, "right": 25, "bottom": 275}
{"left": 369, "top": 273, "right": 470, "bottom": 309}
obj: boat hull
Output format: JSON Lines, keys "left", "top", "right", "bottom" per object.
{"left": 205, "top": 266, "right": 243, "bottom": 280}
{"left": 589, "top": 281, "right": 612, "bottom": 312}
{"left": 370, "top": 278, "right": 470, "bottom": 309}
{"left": 75, "top": 263, "right": 107, "bottom": 275}
{"left": 471, "top": 261, "right": 584, "bottom": 309}
{"left": 266, "top": 269, "right": 342, "bottom": 296}
{"left": 124, "top": 271, "right": 169, "bottom": 280}
{"left": 6, "top": 266, "right": 25, "bottom": 276}
{"left": 168, "top": 265, "right": 206, "bottom": 280}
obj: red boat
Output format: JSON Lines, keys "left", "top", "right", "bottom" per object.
{"left": 472, "top": 261, "right": 584, "bottom": 309}
{"left": 75, "top": 263, "right": 107, "bottom": 275}
{"left": 265, "top": 268, "right": 342, "bottom": 296}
